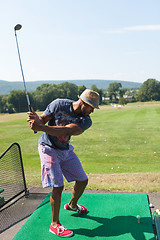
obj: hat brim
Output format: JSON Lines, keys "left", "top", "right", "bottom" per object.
{"left": 78, "top": 96, "right": 99, "bottom": 109}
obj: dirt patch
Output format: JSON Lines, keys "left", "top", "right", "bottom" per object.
{"left": 87, "top": 172, "right": 160, "bottom": 192}
{"left": 28, "top": 172, "right": 160, "bottom": 193}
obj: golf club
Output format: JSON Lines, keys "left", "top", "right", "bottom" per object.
{"left": 14, "top": 24, "right": 37, "bottom": 133}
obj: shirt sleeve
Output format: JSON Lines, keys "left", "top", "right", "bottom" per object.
{"left": 44, "top": 99, "right": 59, "bottom": 118}
{"left": 75, "top": 116, "right": 92, "bottom": 132}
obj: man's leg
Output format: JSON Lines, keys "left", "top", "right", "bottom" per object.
{"left": 62, "top": 147, "right": 88, "bottom": 212}
{"left": 50, "top": 186, "right": 64, "bottom": 225}
{"left": 50, "top": 186, "right": 74, "bottom": 237}
{"left": 68, "top": 179, "right": 88, "bottom": 209}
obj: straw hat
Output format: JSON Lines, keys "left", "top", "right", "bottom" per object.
{"left": 78, "top": 89, "right": 100, "bottom": 109}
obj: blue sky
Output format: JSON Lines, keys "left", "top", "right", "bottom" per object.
{"left": 0, "top": 0, "right": 160, "bottom": 83}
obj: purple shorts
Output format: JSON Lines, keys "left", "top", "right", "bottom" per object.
{"left": 38, "top": 144, "right": 88, "bottom": 188}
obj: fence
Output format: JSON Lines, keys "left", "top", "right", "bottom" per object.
{"left": 0, "top": 143, "right": 29, "bottom": 207}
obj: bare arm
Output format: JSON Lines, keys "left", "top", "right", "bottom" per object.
{"left": 38, "top": 123, "right": 83, "bottom": 136}
{"left": 27, "top": 110, "right": 83, "bottom": 136}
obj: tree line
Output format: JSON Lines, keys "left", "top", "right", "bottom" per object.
{"left": 0, "top": 78, "right": 159, "bottom": 113}
{"left": 0, "top": 82, "right": 102, "bottom": 113}
{"left": 107, "top": 78, "right": 160, "bottom": 103}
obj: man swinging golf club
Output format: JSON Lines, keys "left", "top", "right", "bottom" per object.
{"left": 27, "top": 89, "right": 99, "bottom": 237}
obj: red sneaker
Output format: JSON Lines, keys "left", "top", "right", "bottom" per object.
{"left": 49, "top": 223, "right": 73, "bottom": 237}
{"left": 64, "top": 203, "right": 87, "bottom": 214}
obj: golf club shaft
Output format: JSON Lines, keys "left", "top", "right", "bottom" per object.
{"left": 14, "top": 28, "right": 37, "bottom": 133}
{"left": 15, "top": 31, "right": 31, "bottom": 111}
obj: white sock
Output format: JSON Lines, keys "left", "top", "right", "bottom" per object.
{"left": 51, "top": 223, "right": 57, "bottom": 228}
{"left": 68, "top": 204, "right": 77, "bottom": 210}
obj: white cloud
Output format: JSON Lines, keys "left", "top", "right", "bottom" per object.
{"left": 106, "top": 25, "right": 160, "bottom": 34}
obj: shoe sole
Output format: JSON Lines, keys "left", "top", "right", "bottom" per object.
{"left": 49, "top": 229, "right": 74, "bottom": 238}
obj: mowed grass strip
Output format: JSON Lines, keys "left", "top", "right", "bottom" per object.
{"left": 0, "top": 102, "right": 160, "bottom": 192}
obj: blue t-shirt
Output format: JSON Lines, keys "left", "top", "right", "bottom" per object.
{"left": 39, "top": 99, "right": 92, "bottom": 150}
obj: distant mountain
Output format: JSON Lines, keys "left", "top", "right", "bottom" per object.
{"left": 0, "top": 79, "right": 142, "bottom": 95}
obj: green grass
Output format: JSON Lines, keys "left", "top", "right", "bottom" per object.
{"left": 73, "top": 102, "right": 160, "bottom": 174}
{"left": 0, "top": 102, "right": 160, "bottom": 188}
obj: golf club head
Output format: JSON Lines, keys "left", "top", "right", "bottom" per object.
{"left": 14, "top": 24, "right": 22, "bottom": 31}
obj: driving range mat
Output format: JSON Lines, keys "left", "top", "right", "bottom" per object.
{"left": 13, "top": 192, "right": 155, "bottom": 239}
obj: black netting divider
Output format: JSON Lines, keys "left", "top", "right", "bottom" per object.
{"left": 0, "top": 143, "right": 29, "bottom": 207}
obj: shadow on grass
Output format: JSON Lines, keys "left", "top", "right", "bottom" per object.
{"left": 71, "top": 213, "right": 155, "bottom": 240}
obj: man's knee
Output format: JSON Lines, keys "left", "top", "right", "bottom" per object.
{"left": 76, "top": 179, "right": 88, "bottom": 187}
{"left": 51, "top": 186, "right": 64, "bottom": 199}
{"left": 83, "top": 178, "right": 88, "bottom": 187}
